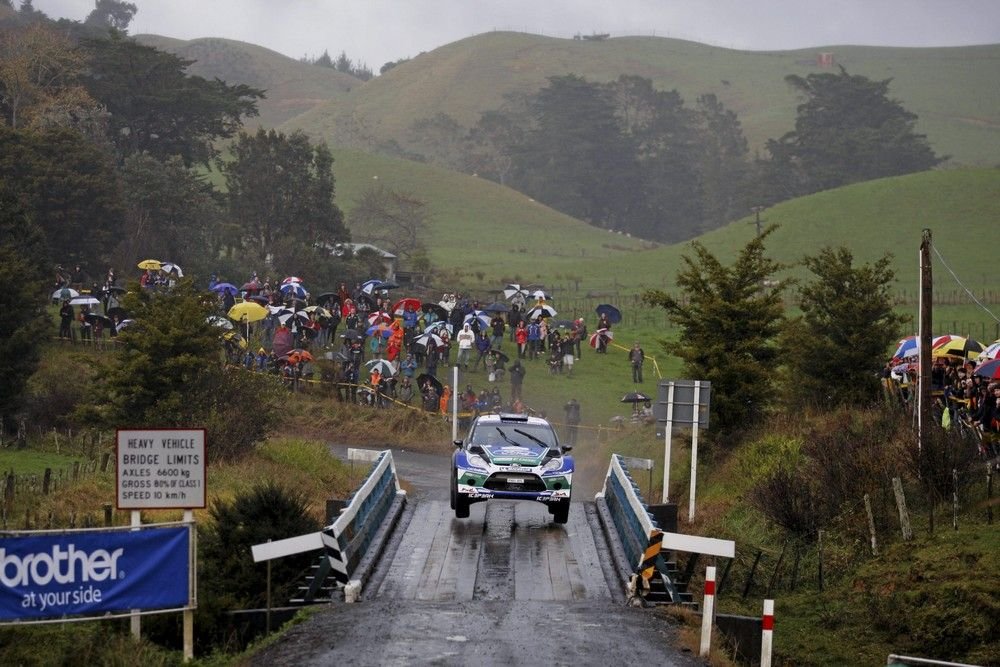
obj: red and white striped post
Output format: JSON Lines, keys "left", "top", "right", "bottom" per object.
{"left": 761, "top": 598, "right": 775, "bottom": 667}
{"left": 699, "top": 565, "right": 716, "bottom": 657}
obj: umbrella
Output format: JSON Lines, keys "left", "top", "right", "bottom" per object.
{"left": 272, "top": 327, "right": 293, "bottom": 357}
{"left": 365, "top": 358, "right": 397, "bottom": 376}
{"left": 268, "top": 305, "right": 293, "bottom": 317}
{"left": 137, "top": 259, "right": 161, "bottom": 270}
{"left": 304, "top": 305, "right": 332, "bottom": 318}
{"left": 106, "top": 306, "right": 128, "bottom": 320}
{"left": 973, "top": 359, "right": 1000, "bottom": 380}
{"left": 526, "top": 304, "right": 557, "bottom": 319}
{"left": 392, "top": 297, "right": 422, "bottom": 316}
{"left": 281, "top": 276, "right": 303, "bottom": 285}
{"left": 417, "top": 373, "right": 443, "bottom": 395}
{"left": 621, "top": 392, "right": 652, "bottom": 404}
{"left": 279, "top": 282, "right": 307, "bottom": 299}
{"left": 207, "top": 315, "right": 234, "bottom": 330}
{"left": 240, "top": 281, "right": 260, "bottom": 292}
{"left": 285, "top": 348, "right": 314, "bottom": 362}
{"left": 69, "top": 296, "right": 101, "bottom": 306}
{"left": 106, "top": 285, "right": 127, "bottom": 295}
{"left": 595, "top": 304, "right": 622, "bottom": 324}
{"left": 891, "top": 335, "right": 918, "bottom": 362}
{"left": 360, "top": 279, "right": 385, "bottom": 295}
{"left": 116, "top": 319, "right": 135, "bottom": 330}
{"left": 367, "top": 311, "right": 392, "bottom": 326}
{"left": 531, "top": 289, "right": 552, "bottom": 301}
{"left": 228, "top": 302, "right": 268, "bottom": 323}
{"left": 340, "top": 329, "right": 363, "bottom": 341}
{"left": 488, "top": 349, "right": 510, "bottom": 364}
{"left": 464, "top": 310, "right": 490, "bottom": 330}
{"left": 52, "top": 287, "right": 79, "bottom": 300}
{"left": 413, "top": 332, "right": 445, "bottom": 352}
{"left": 483, "top": 301, "right": 510, "bottom": 313}
{"left": 315, "top": 292, "right": 339, "bottom": 307}
{"left": 588, "top": 328, "right": 614, "bottom": 348}
{"left": 278, "top": 311, "right": 311, "bottom": 327}
{"left": 161, "top": 262, "right": 183, "bottom": 277}
{"left": 222, "top": 330, "right": 247, "bottom": 350}
{"left": 978, "top": 340, "right": 1000, "bottom": 362}
{"left": 424, "top": 321, "right": 452, "bottom": 336}
{"left": 366, "top": 323, "right": 393, "bottom": 338}
{"left": 211, "top": 282, "right": 239, "bottom": 296}
{"left": 503, "top": 284, "right": 529, "bottom": 301}
{"left": 932, "top": 335, "right": 984, "bottom": 360}
{"left": 247, "top": 295, "right": 270, "bottom": 305}
{"left": 421, "top": 303, "right": 448, "bottom": 321}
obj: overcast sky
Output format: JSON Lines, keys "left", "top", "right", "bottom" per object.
{"left": 32, "top": 0, "right": 1000, "bottom": 69}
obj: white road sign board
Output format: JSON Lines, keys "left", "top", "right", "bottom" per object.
{"left": 117, "top": 429, "right": 206, "bottom": 509}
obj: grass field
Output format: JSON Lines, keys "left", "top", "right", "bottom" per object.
{"left": 286, "top": 33, "right": 1000, "bottom": 167}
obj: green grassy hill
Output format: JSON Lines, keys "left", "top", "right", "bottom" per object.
{"left": 135, "top": 35, "right": 360, "bottom": 129}
{"left": 294, "top": 32, "right": 1000, "bottom": 166}
{"left": 333, "top": 147, "right": 1000, "bottom": 299}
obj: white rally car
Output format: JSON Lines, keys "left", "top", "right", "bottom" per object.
{"left": 451, "top": 413, "right": 574, "bottom": 523}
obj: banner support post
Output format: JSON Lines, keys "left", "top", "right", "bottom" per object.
{"left": 183, "top": 509, "right": 194, "bottom": 662}
{"left": 130, "top": 510, "right": 141, "bottom": 639}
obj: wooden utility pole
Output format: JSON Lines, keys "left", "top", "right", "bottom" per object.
{"left": 918, "top": 230, "right": 933, "bottom": 455}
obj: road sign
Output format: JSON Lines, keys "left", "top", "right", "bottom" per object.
{"left": 654, "top": 380, "right": 711, "bottom": 429}
{"left": 116, "top": 429, "right": 206, "bottom": 510}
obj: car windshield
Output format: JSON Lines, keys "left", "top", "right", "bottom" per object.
{"left": 469, "top": 422, "right": 558, "bottom": 449}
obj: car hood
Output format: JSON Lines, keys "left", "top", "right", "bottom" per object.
{"left": 480, "top": 442, "right": 548, "bottom": 466}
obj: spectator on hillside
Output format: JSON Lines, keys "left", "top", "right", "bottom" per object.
{"left": 629, "top": 341, "right": 645, "bottom": 383}
{"left": 456, "top": 323, "right": 475, "bottom": 371}
{"left": 509, "top": 359, "right": 525, "bottom": 402}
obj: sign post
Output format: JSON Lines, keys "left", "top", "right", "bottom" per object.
{"left": 117, "top": 428, "right": 205, "bottom": 662}
{"left": 653, "top": 380, "right": 710, "bottom": 518}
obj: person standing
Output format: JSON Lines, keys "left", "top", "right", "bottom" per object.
{"left": 515, "top": 320, "right": 528, "bottom": 359}
{"left": 489, "top": 313, "right": 505, "bottom": 350}
{"left": 509, "top": 359, "right": 525, "bottom": 402}
{"left": 629, "top": 341, "right": 645, "bottom": 383}
{"left": 563, "top": 398, "right": 581, "bottom": 447}
{"left": 456, "top": 323, "right": 475, "bottom": 371}
{"left": 58, "top": 300, "right": 74, "bottom": 339}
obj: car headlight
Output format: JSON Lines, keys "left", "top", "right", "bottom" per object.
{"left": 467, "top": 454, "right": 489, "bottom": 470}
{"left": 541, "top": 457, "right": 563, "bottom": 473}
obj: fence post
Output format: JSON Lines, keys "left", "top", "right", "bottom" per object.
{"left": 761, "top": 599, "right": 775, "bottom": 667}
{"left": 699, "top": 565, "right": 716, "bottom": 657}
{"left": 864, "top": 494, "right": 878, "bottom": 556}
{"left": 42, "top": 468, "right": 52, "bottom": 496}
{"left": 742, "top": 550, "right": 762, "bottom": 599}
{"left": 952, "top": 468, "right": 959, "bottom": 531}
{"left": 72, "top": 461, "right": 80, "bottom": 481}
{"left": 766, "top": 542, "right": 787, "bottom": 597}
{"left": 103, "top": 503, "right": 113, "bottom": 527}
{"left": 987, "top": 463, "right": 993, "bottom": 525}
{"left": 892, "top": 477, "right": 913, "bottom": 541}
{"left": 101, "top": 452, "right": 111, "bottom": 473}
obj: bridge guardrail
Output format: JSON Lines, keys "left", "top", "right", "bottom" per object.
{"left": 596, "top": 454, "right": 734, "bottom": 603}
{"left": 252, "top": 450, "right": 406, "bottom": 603}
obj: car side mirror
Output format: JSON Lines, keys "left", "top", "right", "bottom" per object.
{"left": 561, "top": 445, "right": 573, "bottom": 453}
{"left": 453, "top": 440, "right": 463, "bottom": 448}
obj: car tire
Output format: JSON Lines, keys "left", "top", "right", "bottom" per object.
{"left": 552, "top": 500, "right": 570, "bottom": 524}
{"left": 455, "top": 493, "right": 470, "bottom": 519}
{"left": 450, "top": 466, "right": 457, "bottom": 510}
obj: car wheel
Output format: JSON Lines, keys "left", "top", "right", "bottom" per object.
{"left": 455, "top": 493, "right": 470, "bottom": 519}
{"left": 450, "top": 466, "right": 457, "bottom": 510}
{"left": 552, "top": 500, "right": 570, "bottom": 524}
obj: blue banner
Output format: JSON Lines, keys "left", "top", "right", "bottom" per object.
{"left": 0, "top": 525, "right": 190, "bottom": 621}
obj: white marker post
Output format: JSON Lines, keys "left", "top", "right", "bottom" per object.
{"left": 761, "top": 599, "right": 775, "bottom": 667}
{"left": 452, "top": 365, "right": 459, "bottom": 442}
{"left": 699, "top": 565, "right": 716, "bottom": 657}
{"left": 688, "top": 380, "right": 701, "bottom": 522}
{"left": 183, "top": 509, "right": 194, "bottom": 662}
{"left": 661, "top": 381, "right": 675, "bottom": 503}
{"left": 130, "top": 510, "right": 141, "bottom": 639}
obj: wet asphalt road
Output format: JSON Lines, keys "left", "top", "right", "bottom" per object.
{"left": 246, "top": 445, "right": 701, "bottom": 666}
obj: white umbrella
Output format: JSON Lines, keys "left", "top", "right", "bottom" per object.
{"left": 207, "top": 315, "right": 234, "bottom": 330}
{"left": 161, "top": 262, "right": 183, "bottom": 277}
{"left": 526, "top": 304, "right": 557, "bottom": 319}
{"left": 364, "top": 358, "right": 397, "bottom": 376}
{"left": 52, "top": 287, "right": 79, "bottom": 300}
{"left": 69, "top": 296, "right": 101, "bottom": 306}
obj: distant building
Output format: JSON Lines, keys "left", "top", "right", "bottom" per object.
{"left": 817, "top": 52, "right": 835, "bottom": 68}
{"left": 324, "top": 242, "right": 397, "bottom": 282}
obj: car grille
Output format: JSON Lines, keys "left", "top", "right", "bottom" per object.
{"left": 484, "top": 472, "right": 546, "bottom": 492}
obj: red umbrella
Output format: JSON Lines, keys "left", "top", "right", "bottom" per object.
{"left": 974, "top": 359, "right": 1000, "bottom": 380}
{"left": 281, "top": 276, "right": 303, "bottom": 285}
{"left": 392, "top": 297, "right": 422, "bottom": 316}
{"left": 588, "top": 328, "right": 614, "bottom": 349}
{"left": 367, "top": 311, "right": 392, "bottom": 326}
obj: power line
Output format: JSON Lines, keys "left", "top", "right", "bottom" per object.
{"left": 931, "top": 244, "right": 1000, "bottom": 323}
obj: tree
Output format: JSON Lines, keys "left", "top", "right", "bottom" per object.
{"left": 643, "top": 228, "right": 786, "bottom": 434}
{"left": 223, "top": 128, "right": 349, "bottom": 262}
{"left": 0, "top": 183, "right": 48, "bottom": 433}
{"left": 780, "top": 247, "right": 905, "bottom": 407}
{"left": 0, "top": 21, "right": 96, "bottom": 129}
{"left": 79, "top": 33, "right": 263, "bottom": 165}
{"left": 117, "top": 152, "right": 224, "bottom": 276}
{"left": 407, "top": 112, "right": 466, "bottom": 170}
{"left": 349, "top": 185, "right": 430, "bottom": 269}
{"left": 0, "top": 124, "right": 124, "bottom": 268}
{"left": 763, "top": 67, "right": 943, "bottom": 199}
{"left": 84, "top": 0, "right": 136, "bottom": 32}
{"left": 78, "top": 281, "right": 284, "bottom": 460}
{"left": 694, "top": 93, "right": 752, "bottom": 228}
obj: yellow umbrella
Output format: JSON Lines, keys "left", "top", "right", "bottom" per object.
{"left": 931, "top": 335, "right": 983, "bottom": 360}
{"left": 222, "top": 331, "right": 247, "bottom": 350}
{"left": 228, "top": 302, "right": 269, "bottom": 342}
{"left": 137, "top": 259, "right": 162, "bottom": 270}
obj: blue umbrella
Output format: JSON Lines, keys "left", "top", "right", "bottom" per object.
{"left": 279, "top": 282, "right": 307, "bottom": 299}
{"left": 211, "top": 282, "right": 239, "bottom": 296}
{"left": 891, "top": 335, "right": 918, "bottom": 361}
{"left": 464, "top": 310, "right": 490, "bottom": 330}
{"left": 366, "top": 323, "right": 393, "bottom": 338}
{"left": 595, "top": 303, "right": 622, "bottom": 324}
